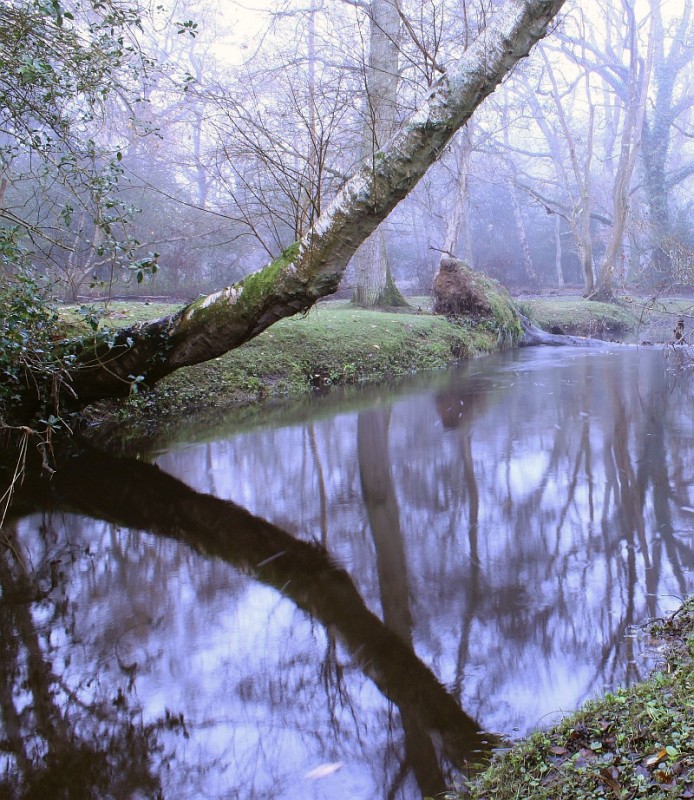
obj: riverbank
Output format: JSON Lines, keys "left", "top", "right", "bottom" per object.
{"left": 450, "top": 599, "right": 694, "bottom": 800}
{"left": 76, "top": 296, "right": 520, "bottom": 440}
{"left": 72, "top": 292, "right": 692, "bottom": 442}
{"left": 69, "top": 295, "right": 690, "bottom": 444}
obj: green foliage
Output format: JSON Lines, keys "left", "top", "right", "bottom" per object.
{"left": 0, "top": 0, "right": 161, "bottom": 299}
{"left": 0, "top": 230, "right": 67, "bottom": 423}
{"left": 0, "top": 0, "right": 142, "bottom": 149}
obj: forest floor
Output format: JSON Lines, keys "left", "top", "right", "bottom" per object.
{"left": 64, "top": 293, "right": 694, "bottom": 799}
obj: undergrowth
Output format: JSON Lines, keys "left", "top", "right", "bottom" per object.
{"left": 446, "top": 600, "right": 694, "bottom": 800}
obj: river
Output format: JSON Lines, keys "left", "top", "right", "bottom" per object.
{"left": 3, "top": 346, "right": 694, "bottom": 798}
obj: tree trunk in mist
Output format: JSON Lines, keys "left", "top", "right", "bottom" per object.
{"left": 592, "top": 0, "right": 652, "bottom": 302}
{"left": 527, "top": 56, "right": 596, "bottom": 295}
{"left": 352, "top": 228, "right": 407, "bottom": 306}
{"left": 351, "top": 0, "right": 408, "bottom": 308}
{"left": 500, "top": 116, "right": 538, "bottom": 287}
{"left": 441, "top": 125, "right": 475, "bottom": 266}
{"left": 552, "top": 60, "right": 596, "bottom": 296}
{"left": 17, "top": 0, "right": 568, "bottom": 419}
{"left": 554, "top": 215, "right": 565, "bottom": 287}
{"left": 508, "top": 175, "right": 538, "bottom": 288}
{"left": 639, "top": 0, "right": 692, "bottom": 285}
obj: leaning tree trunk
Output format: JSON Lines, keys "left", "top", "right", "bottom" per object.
{"left": 17, "top": 0, "right": 568, "bottom": 421}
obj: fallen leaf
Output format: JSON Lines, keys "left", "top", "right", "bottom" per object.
{"left": 654, "top": 769, "right": 674, "bottom": 785}
{"left": 599, "top": 767, "right": 622, "bottom": 795}
{"left": 645, "top": 749, "right": 668, "bottom": 767}
{"left": 304, "top": 762, "right": 344, "bottom": 780}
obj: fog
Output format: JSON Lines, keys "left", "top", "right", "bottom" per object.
{"left": 1, "top": 0, "right": 692, "bottom": 301}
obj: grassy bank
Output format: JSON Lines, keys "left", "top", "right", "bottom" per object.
{"left": 73, "top": 298, "right": 519, "bottom": 433}
{"left": 448, "top": 600, "right": 694, "bottom": 800}
{"left": 517, "top": 296, "right": 637, "bottom": 339}
{"left": 518, "top": 294, "right": 694, "bottom": 344}
{"left": 68, "top": 292, "right": 694, "bottom": 440}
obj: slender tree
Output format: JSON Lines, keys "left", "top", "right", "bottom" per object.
{"left": 351, "top": 0, "right": 408, "bottom": 307}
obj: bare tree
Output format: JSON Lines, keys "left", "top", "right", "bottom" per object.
{"left": 350, "top": 0, "right": 409, "bottom": 307}
{"left": 640, "top": 0, "right": 693, "bottom": 283}
{"left": 591, "top": 0, "right": 653, "bottom": 300}
{"left": 10, "top": 0, "right": 568, "bottom": 421}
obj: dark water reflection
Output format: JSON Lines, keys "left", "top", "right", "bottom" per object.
{"left": 4, "top": 347, "right": 694, "bottom": 798}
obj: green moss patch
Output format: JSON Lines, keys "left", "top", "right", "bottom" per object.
{"left": 518, "top": 297, "right": 636, "bottom": 339}
{"left": 56, "top": 301, "right": 179, "bottom": 336}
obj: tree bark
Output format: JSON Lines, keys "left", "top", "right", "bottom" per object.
{"left": 351, "top": 0, "right": 408, "bottom": 308}
{"left": 24, "top": 0, "right": 568, "bottom": 417}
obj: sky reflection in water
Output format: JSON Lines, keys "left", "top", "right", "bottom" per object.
{"left": 6, "top": 347, "right": 694, "bottom": 799}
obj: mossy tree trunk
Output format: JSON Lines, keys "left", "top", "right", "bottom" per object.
{"left": 19, "top": 0, "right": 567, "bottom": 419}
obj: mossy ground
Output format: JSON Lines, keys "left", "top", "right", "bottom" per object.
{"left": 66, "top": 298, "right": 518, "bottom": 433}
{"left": 446, "top": 601, "right": 694, "bottom": 800}
{"left": 518, "top": 296, "right": 637, "bottom": 339}
{"left": 63, "top": 293, "right": 694, "bottom": 435}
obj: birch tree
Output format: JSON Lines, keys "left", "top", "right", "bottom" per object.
{"left": 350, "top": 0, "right": 409, "bottom": 307}
{"left": 7, "top": 0, "right": 568, "bottom": 423}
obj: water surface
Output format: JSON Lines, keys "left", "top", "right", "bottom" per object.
{"left": 4, "top": 347, "right": 694, "bottom": 798}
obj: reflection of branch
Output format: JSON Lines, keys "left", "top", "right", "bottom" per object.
{"left": 12, "top": 441, "right": 490, "bottom": 769}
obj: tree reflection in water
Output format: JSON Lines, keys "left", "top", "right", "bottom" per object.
{"left": 0, "top": 522, "right": 167, "bottom": 799}
{"left": 2, "top": 347, "right": 694, "bottom": 798}
{"left": 3, "top": 436, "right": 488, "bottom": 798}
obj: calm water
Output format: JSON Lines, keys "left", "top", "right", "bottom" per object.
{"left": 4, "top": 347, "right": 694, "bottom": 798}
